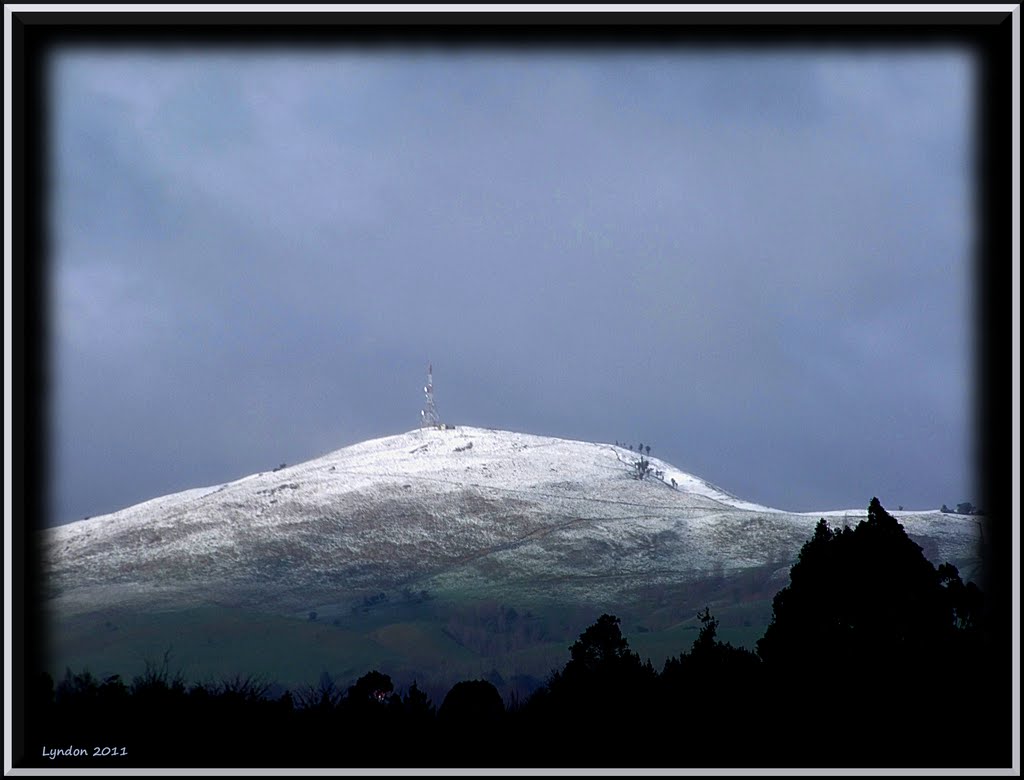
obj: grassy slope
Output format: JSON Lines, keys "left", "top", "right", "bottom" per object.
{"left": 46, "top": 580, "right": 781, "bottom": 708}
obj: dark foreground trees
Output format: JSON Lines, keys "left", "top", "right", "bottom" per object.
{"left": 25, "top": 499, "right": 1006, "bottom": 769}
{"left": 757, "top": 499, "right": 1001, "bottom": 767}
{"left": 758, "top": 498, "right": 984, "bottom": 669}
{"left": 519, "top": 612, "right": 657, "bottom": 753}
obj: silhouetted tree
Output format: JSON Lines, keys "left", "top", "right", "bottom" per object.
{"left": 402, "top": 681, "right": 435, "bottom": 721}
{"left": 692, "top": 606, "right": 719, "bottom": 654}
{"left": 758, "top": 499, "right": 978, "bottom": 669}
{"left": 435, "top": 679, "right": 505, "bottom": 763}
{"left": 439, "top": 679, "right": 504, "bottom": 727}
{"left": 540, "top": 613, "right": 657, "bottom": 746}
{"left": 568, "top": 614, "right": 634, "bottom": 672}
{"left": 296, "top": 670, "right": 342, "bottom": 712}
{"left": 660, "top": 606, "right": 762, "bottom": 750}
{"left": 755, "top": 498, "right": 990, "bottom": 766}
{"left": 346, "top": 670, "right": 396, "bottom": 707}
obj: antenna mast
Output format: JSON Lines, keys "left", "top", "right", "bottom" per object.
{"left": 420, "top": 362, "right": 441, "bottom": 429}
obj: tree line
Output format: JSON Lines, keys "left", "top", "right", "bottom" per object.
{"left": 24, "top": 499, "right": 1007, "bottom": 769}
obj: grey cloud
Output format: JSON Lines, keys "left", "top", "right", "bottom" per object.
{"left": 49, "top": 49, "right": 975, "bottom": 524}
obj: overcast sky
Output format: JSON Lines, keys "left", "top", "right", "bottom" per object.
{"left": 49, "top": 45, "right": 976, "bottom": 526}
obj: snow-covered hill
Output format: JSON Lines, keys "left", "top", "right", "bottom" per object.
{"left": 44, "top": 426, "right": 982, "bottom": 619}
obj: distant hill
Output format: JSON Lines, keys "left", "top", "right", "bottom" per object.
{"left": 42, "top": 426, "right": 983, "bottom": 698}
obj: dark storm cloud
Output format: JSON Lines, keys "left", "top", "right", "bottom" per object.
{"left": 50, "top": 48, "right": 974, "bottom": 524}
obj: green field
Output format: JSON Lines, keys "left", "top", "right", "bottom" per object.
{"left": 46, "top": 580, "right": 780, "bottom": 708}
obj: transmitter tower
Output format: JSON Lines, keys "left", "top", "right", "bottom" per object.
{"left": 420, "top": 362, "right": 442, "bottom": 429}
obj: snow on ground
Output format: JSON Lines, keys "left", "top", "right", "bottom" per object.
{"left": 44, "top": 426, "right": 983, "bottom": 614}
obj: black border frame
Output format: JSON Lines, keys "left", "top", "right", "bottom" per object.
{"left": 8, "top": 7, "right": 1016, "bottom": 771}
